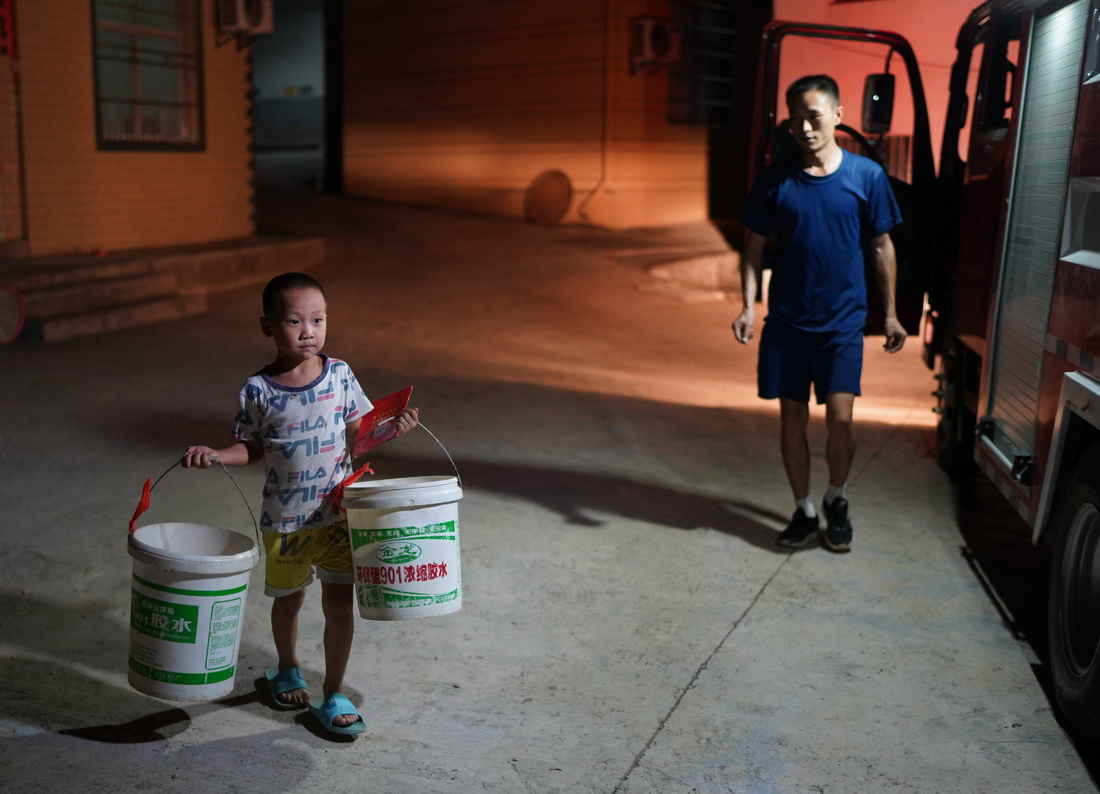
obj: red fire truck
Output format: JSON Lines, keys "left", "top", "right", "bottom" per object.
{"left": 750, "top": 0, "right": 1100, "bottom": 739}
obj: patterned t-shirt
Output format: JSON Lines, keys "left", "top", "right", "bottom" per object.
{"left": 234, "top": 356, "right": 372, "bottom": 533}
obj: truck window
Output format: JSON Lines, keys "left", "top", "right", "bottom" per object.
{"left": 978, "top": 20, "right": 1020, "bottom": 131}
{"left": 957, "top": 41, "right": 985, "bottom": 162}
{"left": 773, "top": 36, "right": 917, "bottom": 184}
{"left": 1061, "top": 181, "right": 1100, "bottom": 269}
{"left": 957, "top": 13, "right": 1021, "bottom": 179}
{"left": 1087, "top": 4, "right": 1100, "bottom": 82}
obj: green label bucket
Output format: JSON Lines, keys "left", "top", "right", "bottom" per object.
{"left": 343, "top": 475, "right": 463, "bottom": 620}
{"left": 127, "top": 522, "right": 258, "bottom": 701}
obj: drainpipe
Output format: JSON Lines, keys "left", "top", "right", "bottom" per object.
{"left": 578, "top": 0, "right": 613, "bottom": 223}
{"left": 3, "top": 0, "right": 30, "bottom": 248}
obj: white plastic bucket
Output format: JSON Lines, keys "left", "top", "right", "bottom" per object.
{"left": 127, "top": 522, "right": 259, "bottom": 701}
{"left": 343, "top": 475, "right": 463, "bottom": 620}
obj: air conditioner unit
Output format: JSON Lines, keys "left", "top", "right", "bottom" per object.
{"left": 630, "top": 18, "right": 681, "bottom": 74}
{"left": 217, "top": 0, "right": 274, "bottom": 37}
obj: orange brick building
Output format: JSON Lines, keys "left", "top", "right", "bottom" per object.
{"left": 0, "top": 0, "right": 978, "bottom": 261}
{"left": 0, "top": 0, "right": 255, "bottom": 259}
{"left": 341, "top": 0, "right": 753, "bottom": 229}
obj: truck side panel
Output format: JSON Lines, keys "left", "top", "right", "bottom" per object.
{"left": 978, "top": 0, "right": 1090, "bottom": 521}
{"left": 1050, "top": 52, "right": 1100, "bottom": 361}
{"left": 1034, "top": 15, "right": 1100, "bottom": 531}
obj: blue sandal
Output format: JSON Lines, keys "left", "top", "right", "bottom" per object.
{"left": 309, "top": 693, "right": 366, "bottom": 736}
{"left": 265, "top": 666, "right": 308, "bottom": 710}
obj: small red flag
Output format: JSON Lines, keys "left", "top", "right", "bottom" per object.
{"left": 332, "top": 462, "right": 375, "bottom": 512}
{"left": 129, "top": 477, "right": 152, "bottom": 533}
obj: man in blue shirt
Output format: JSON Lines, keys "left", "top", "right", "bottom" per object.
{"left": 733, "top": 74, "right": 907, "bottom": 552}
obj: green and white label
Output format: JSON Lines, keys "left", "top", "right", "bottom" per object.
{"left": 352, "top": 520, "right": 460, "bottom": 612}
{"left": 351, "top": 521, "right": 456, "bottom": 548}
{"left": 205, "top": 598, "right": 243, "bottom": 670}
{"left": 130, "top": 591, "right": 199, "bottom": 644}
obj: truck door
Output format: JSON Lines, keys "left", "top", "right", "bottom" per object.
{"left": 979, "top": 0, "right": 1092, "bottom": 492}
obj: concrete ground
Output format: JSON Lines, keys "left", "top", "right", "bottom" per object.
{"left": 1, "top": 173, "right": 1096, "bottom": 793}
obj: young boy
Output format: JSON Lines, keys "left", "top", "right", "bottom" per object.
{"left": 182, "top": 272, "right": 418, "bottom": 736}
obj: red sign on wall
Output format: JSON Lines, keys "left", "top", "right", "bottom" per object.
{"left": 0, "top": 0, "right": 15, "bottom": 58}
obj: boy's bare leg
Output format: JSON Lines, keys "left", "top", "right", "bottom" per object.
{"left": 271, "top": 589, "right": 310, "bottom": 706}
{"left": 320, "top": 581, "right": 359, "bottom": 727}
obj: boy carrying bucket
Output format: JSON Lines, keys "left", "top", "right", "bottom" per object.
{"left": 182, "top": 272, "right": 418, "bottom": 736}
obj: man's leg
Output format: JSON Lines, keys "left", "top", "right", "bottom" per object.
{"left": 822, "top": 391, "right": 856, "bottom": 552}
{"left": 775, "top": 397, "right": 819, "bottom": 548}
{"left": 779, "top": 397, "right": 811, "bottom": 500}
{"left": 824, "top": 391, "right": 855, "bottom": 489}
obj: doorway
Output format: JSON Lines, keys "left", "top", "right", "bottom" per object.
{"left": 251, "top": 0, "right": 341, "bottom": 194}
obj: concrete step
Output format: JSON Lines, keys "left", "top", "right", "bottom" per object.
{"left": 647, "top": 250, "right": 741, "bottom": 291}
{"left": 22, "top": 272, "right": 179, "bottom": 318}
{"left": 21, "top": 294, "right": 207, "bottom": 343}
{"left": 0, "top": 235, "right": 324, "bottom": 343}
{"left": 3, "top": 257, "right": 154, "bottom": 292}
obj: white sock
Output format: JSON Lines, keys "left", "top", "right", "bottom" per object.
{"left": 796, "top": 497, "right": 816, "bottom": 518}
{"left": 824, "top": 484, "right": 846, "bottom": 505}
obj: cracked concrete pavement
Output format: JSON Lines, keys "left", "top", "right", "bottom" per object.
{"left": 1, "top": 183, "right": 1095, "bottom": 792}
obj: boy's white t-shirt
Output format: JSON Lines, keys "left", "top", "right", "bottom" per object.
{"left": 234, "top": 356, "right": 372, "bottom": 533}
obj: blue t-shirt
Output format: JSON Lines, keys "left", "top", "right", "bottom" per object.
{"left": 740, "top": 151, "right": 902, "bottom": 332}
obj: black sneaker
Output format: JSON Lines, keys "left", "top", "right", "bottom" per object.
{"left": 821, "top": 497, "right": 853, "bottom": 552}
{"left": 776, "top": 508, "right": 819, "bottom": 548}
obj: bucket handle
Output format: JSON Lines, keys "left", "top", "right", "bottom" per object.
{"left": 417, "top": 422, "right": 462, "bottom": 487}
{"left": 332, "top": 422, "right": 459, "bottom": 510}
{"left": 129, "top": 460, "right": 260, "bottom": 545}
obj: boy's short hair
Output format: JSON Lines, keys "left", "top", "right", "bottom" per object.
{"left": 262, "top": 272, "right": 326, "bottom": 316}
{"left": 787, "top": 74, "right": 841, "bottom": 108}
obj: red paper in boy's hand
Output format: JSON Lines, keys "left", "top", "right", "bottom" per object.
{"left": 353, "top": 386, "right": 413, "bottom": 457}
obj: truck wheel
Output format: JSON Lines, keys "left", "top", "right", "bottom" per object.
{"left": 1048, "top": 446, "right": 1100, "bottom": 739}
{"left": 935, "top": 337, "right": 975, "bottom": 480}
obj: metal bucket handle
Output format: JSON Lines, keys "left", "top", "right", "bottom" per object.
{"left": 129, "top": 459, "right": 260, "bottom": 544}
{"left": 331, "top": 421, "right": 460, "bottom": 511}
{"left": 417, "top": 422, "right": 461, "bottom": 487}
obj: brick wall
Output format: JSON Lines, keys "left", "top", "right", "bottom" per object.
{"left": 343, "top": 0, "right": 707, "bottom": 229}
{"left": 13, "top": 0, "right": 255, "bottom": 257}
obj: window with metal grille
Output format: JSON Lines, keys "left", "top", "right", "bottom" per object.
{"left": 667, "top": 1, "right": 738, "bottom": 126}
{"left": 91, "top": 0, "right": 204, "bottom": 150}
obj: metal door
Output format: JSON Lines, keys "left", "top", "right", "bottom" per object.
{"left": 983, "top": 0, "right": 1089, "bottom": 480}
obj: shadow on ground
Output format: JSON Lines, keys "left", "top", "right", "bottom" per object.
{"left": 364, "top": 452, "right": 789, "bottom": 553}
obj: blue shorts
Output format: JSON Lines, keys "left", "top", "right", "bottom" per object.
{"left": 758, "top": 320, "right": 863, "bottom": 404}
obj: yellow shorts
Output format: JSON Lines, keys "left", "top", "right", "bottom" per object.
{"left": 262, "top": 519, "right": 354, "bottom": 597}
